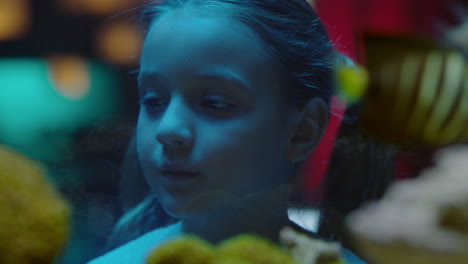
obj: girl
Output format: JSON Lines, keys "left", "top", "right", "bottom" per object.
{"left": 89, "top": 0, "right": 365, "bottom": 263}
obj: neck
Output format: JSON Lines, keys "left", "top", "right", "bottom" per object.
{"left": 180, "top": 185, "right": 291, "bottom": 244}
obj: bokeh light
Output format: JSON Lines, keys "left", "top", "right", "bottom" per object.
{"left": 95, "top": 22, "right": 143, "bottom": 66}
{"left": 0, "top": 0, "right": 30, "bottom": 40}
{"left": 58, "top": 0, "right": 136, "bottom": 16}
{"left": 47, "top": 55, "right": 91, "bottom": 100}
{"left": 0, "top": 58, "right": 119, "bottom": 161}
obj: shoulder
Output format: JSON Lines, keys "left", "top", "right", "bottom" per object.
{"left": 106, "top": 195, "right": 177, "bottom": 251}
{"left": 88, "top": 221, "right": 182, "bottom": 264}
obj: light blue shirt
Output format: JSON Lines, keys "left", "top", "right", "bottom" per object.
{"left": 87, "top": 222, "right": 182, "bottom": 264}
{"left": 342, "top": 248, "right": 367, "bottom": 264}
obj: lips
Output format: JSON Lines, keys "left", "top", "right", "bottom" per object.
{"left": 159, "top": 171, "right": 199, "bottom": 184}
{"left": 160, "top": 170, "right": 199, "bottom": 177}
{"left": 159, "top": 163, "right": 199, "bottom": 181}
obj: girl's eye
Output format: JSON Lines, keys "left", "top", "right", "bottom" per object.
{"left": 138, "top": 96, "right": 166, "bottom": 108}
{"left": 201, "top": 99, "right": 234, "bottom": 112}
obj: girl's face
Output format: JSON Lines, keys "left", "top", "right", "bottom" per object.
{"left": 137, "top": 9, "right": 295, "bottom": 218}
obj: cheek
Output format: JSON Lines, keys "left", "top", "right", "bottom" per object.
{"left": 136, "top": 115, "right": 155, "bottom": 165}
{"left": 200, "top": 118, "right": 286, "bottom": 183}
{"left": 136, "top": 115, "right": 163, "bottom": 192}
{"left": 136, "top": 116, "right": 146, "bottom": 152}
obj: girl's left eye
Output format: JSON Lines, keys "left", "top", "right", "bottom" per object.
{"left": 201, "top": 98, "right": 234, "bottom": 112}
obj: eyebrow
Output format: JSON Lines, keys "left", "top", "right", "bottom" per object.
{"left": 195, "top": 71, "right": 252, "bottom": 91}
{"left": 137, "top": 70, "right": 252, "bottom": 92}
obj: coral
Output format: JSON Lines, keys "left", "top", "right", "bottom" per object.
{"left": 0, "top": 145, "right": 70, "bottom": 264}
{"left": 146, "top": 235, "right": 216, "bottom": 264}
{"left": 359, "top": 36, "right": 468, "bottom": 146}
{"left": 217, "top": 235, "right": 296, "bottom": 264}
{"left": 147, "top": 228, "right": 346, "bottom": 264}
{"left": 280, "top": 227, "right": 345, "bottom": 264}
{"left": 347, "top": 145, "right": 468, "bottom": 264}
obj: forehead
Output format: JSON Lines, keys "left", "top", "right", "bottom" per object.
{"left": 144, "top": 9, "right": 269, "bottom": 63}
{"left": 140, "top": 9, "right": 284, "bottom": 96}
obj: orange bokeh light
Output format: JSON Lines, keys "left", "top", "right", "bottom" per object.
{"left": 0, "top": 0, "right": 30, "bottom": 40}
{"left": 95, "top": 22, "right": 143, "bottom": 66}
{"left": 47, "top": 55, "right": 91, "bottom": 100}
{"left": 58, "top": 0, "right": 136, "bottom": 16}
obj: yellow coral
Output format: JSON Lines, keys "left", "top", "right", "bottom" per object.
{"left": 147, "top": 234, "right": 298, "bottom": 264}
{"left": 145, "top": 226, "right": 349, "bottom": 264}
{"left": 214, "top": 258, "right": 255, "bottom": 264}
{"left": 217, "top": 235, "right": 297, "bottom": 264}
{"left": 0, "top": 145, "right": 70, "bottom": 264}
{"left": 146, "top": 235, "right": 216, "bottom": 264}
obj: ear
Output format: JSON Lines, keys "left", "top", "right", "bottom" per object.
{"left": 285, "top": 97, "right": 329, "bottom": 163}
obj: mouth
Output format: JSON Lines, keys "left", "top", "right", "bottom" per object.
{"left": 160, "top": 170, "right": 199, "bottom": 177}
{"left": 158, "top": 163, "right": 200, "bottom": 182}
{"left": 159, "top": 168, "right": 200, "bottom": 183}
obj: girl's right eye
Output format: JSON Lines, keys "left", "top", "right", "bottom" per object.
{"left": 138, "top": 96, "right": 166, "bottom": 108}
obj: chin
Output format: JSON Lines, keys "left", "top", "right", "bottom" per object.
{"left": 162, "top": 200, "right": 227, "bottom": 220}
{"left": 160, "top": 190, "right": 236, "bottom": 219}
{"left": 163, "top": 206, "right": 211, "bottom": 219}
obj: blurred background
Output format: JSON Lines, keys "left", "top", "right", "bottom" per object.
{"left": 0, "top": 0, "right": 145, "bottom": 263}
{"left": 0, "top": 0, "right": 466, "bottom": 263}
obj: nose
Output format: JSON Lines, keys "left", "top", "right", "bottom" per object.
{"left": 155, "top": 97, "right": 194, "bottom": 150}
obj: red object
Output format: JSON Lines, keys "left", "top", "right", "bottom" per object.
{"left": 303, "top": 0, "right": 456, "bottom": 195}
{"left": 303, "top": 97, "right": 346, "bottom": 190}
{"left": 315, "top": 0, "right": 455, "bottom": 57}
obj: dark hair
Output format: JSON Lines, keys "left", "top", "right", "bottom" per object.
{"left": 140, "top": 0, "right": 334, "bottom": 106}
{"left": 107, "top": 0, "right": 335, "bottom": 250}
